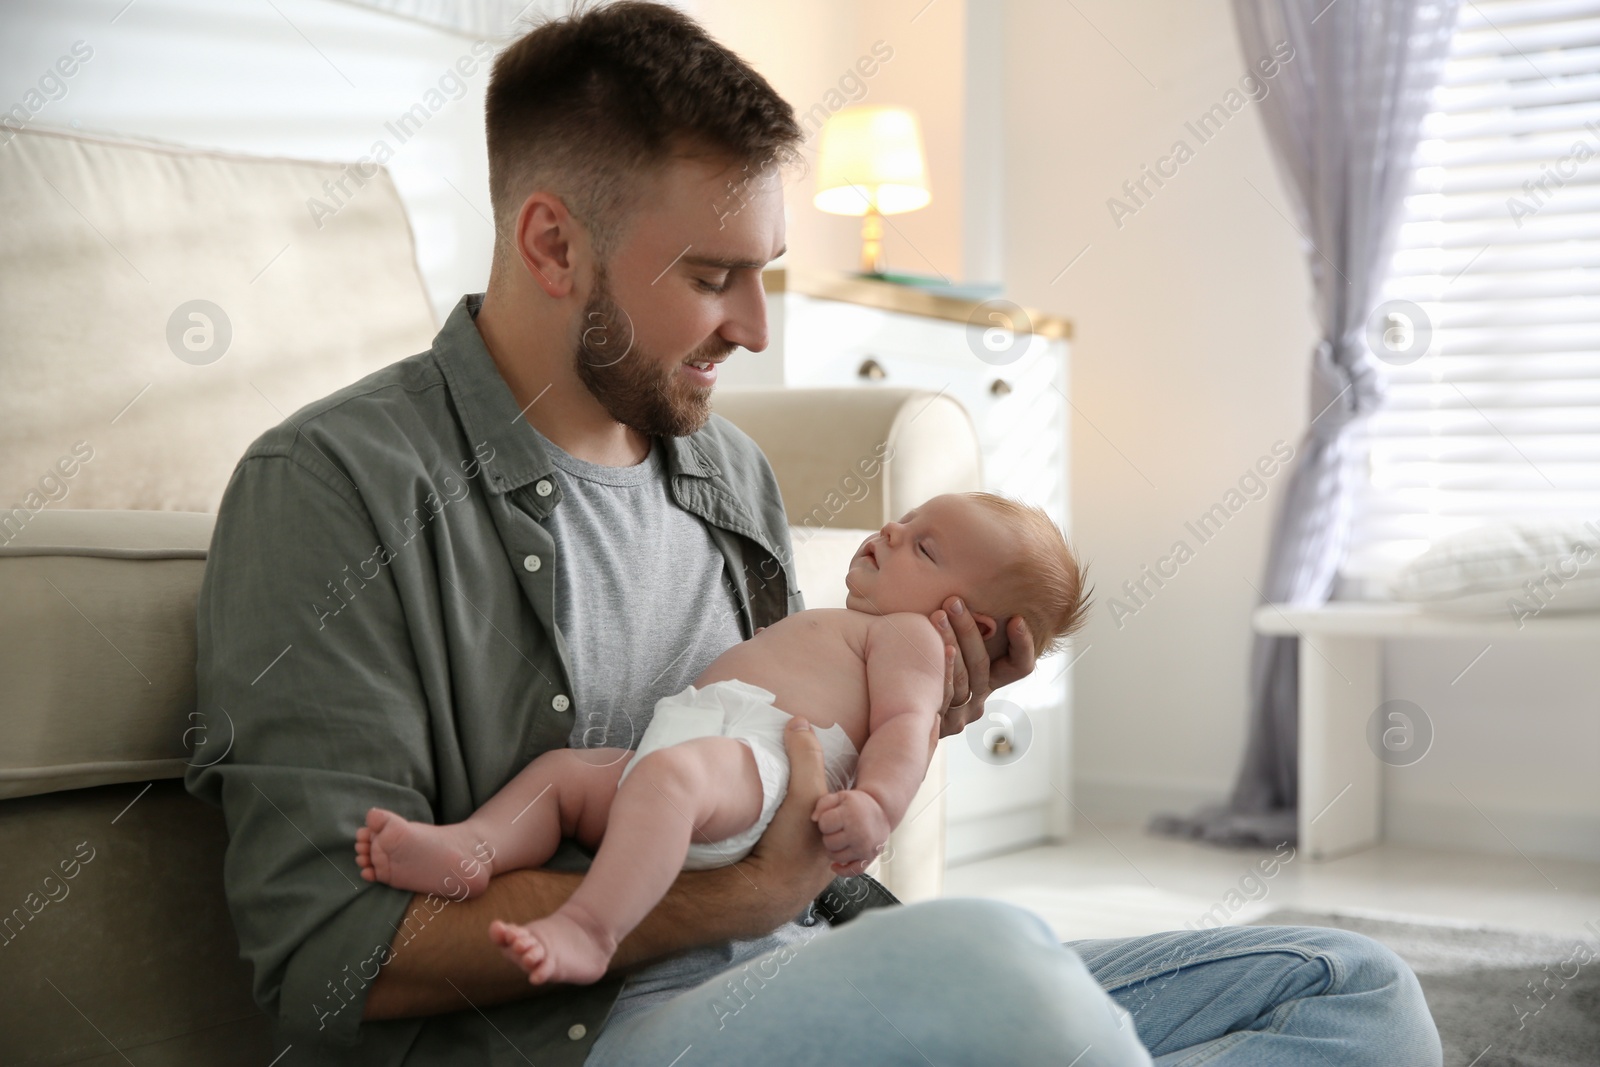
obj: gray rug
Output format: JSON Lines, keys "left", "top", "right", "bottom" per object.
{"left": 1253, "top": 910, "right": 1600, "bottom": 1067}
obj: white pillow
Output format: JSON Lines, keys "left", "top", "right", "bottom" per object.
{"left": 1389, "top": 519, "right": 1600, "bottom": 614}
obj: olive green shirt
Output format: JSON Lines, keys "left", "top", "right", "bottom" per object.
{"left": 185, "top": 294, "right": 896, "bottom": 1065}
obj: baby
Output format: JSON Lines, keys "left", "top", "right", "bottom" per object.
{"left": 355, "top": 491, "right": 1089, "bottom": 985}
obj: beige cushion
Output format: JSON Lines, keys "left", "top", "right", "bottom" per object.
{"left": 0, "top": 510, "right": 210, "bottom": 800}
{"left": 0, "top": 126, "right": 437, "bottom": 517}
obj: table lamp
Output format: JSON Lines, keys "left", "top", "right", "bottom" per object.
{"left": 813, "top": 105, "right": 932, "bottom": 275}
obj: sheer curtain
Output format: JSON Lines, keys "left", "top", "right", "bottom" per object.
{"left": 1155, "top": 0, "right": 1461, "bottom": 847}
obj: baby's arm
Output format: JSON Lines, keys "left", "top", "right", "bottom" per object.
{"left": 813, "top": 613, "right": 945, "bottom": 874}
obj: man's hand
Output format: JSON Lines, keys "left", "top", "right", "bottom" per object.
{"left": 811, "top": 789, "right": 890, "bottom": 877}
{"left": 735, "top": 716, "right": 837, "bottom": 927}
{"left": 930, "top": 597, "right": 1038, "bottom": 738}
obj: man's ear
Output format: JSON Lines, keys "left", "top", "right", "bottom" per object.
{"left": 513, "top": 191, "right": 579, "bottom": 297}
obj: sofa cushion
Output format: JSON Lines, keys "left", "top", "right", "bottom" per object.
{"left": 0, "top": 127, "right": 438, "bottom": 516}
{"left": 0, "top": 510, "right": 210, "bottom": 800}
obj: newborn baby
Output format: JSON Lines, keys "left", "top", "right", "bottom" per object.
{"left": 355, "top": 491, "right": 1089, "bottom": 985}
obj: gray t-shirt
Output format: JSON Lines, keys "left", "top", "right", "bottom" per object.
{"left": 531, "top": 427, "right": 744, "bottom": 749}
{"left": 528, "top": 426, "right": 830, "bottom": 1025}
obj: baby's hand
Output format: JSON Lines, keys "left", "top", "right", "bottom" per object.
{"left": 811, "top": 789, "right": 890, "bottom": 877}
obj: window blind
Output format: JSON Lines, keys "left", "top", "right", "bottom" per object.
{"left": 1342, "top": 0, "right": 1600, "bottom": 594}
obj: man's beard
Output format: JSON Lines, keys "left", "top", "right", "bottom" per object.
{"left": 574, "top": 263, "right": 731, "bottom": 438}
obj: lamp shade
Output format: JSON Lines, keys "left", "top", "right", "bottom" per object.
{"left": 813, "top": 106, "right": 931, "bottom": 217}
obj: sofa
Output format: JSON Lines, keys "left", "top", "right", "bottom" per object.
{"left": 0, "top": 127, "right": 982, "bottom": 1063}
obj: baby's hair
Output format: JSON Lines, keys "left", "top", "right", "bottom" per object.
{"left": 968, "top": 492, "right": 1093, "bottom": 658}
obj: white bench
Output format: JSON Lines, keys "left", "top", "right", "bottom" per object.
{"left": 1251, "top": 603, "right": 1600, "bottom": 861}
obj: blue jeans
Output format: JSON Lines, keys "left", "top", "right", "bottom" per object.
{"left": 585, "top": 898, "right": 1442, "bottom": 1066}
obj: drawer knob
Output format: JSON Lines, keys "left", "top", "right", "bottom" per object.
{"left": 857, "top": 357, "right": 886, "bottom": 381}
{"left": 989, "top": 378, "right": 1013, "bottom": 396}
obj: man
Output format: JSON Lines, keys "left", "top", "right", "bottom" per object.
{"left": 187, "top": 2, "right": 1442, "bottom": 1064}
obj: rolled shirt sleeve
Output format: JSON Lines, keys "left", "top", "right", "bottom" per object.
{"left": 186, "top": 448, "right": 437, "bottom": 1046}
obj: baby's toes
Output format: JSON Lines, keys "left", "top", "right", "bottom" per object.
{"left": 489, "top": 920, "right": 525, "bottom": 950}
{"left": 494, "top": 922, "right": 525, "bottom": 949}
{"left": 515, "top": 932, "right": 541, "bottom": 958}
{"left": 520, "top": 940, "right": 547, "bottom": 971}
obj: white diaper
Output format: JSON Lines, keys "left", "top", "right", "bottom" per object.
{"left": 615, "top": 678, "right": 859, "bottom": 871}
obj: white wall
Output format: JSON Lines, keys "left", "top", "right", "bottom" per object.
{"left": 1001, "top": 0, "right": 1311, "bottom": 814}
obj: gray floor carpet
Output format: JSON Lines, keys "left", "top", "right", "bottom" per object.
{"left": 1253, "top": 910, "right": 1600, "bottom": 1067}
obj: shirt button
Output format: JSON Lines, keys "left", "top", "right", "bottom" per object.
{"left": 535, "top": 479, "right": 554, "bottom": 497}
{"left": 552, "top": 694, "right": 571, "bottom": 712}
{"left": 568, "top": 1024, "right": 586, "bottom": 1041}
{"left": 522, "top": 554, "right": 542, "bottom": 572}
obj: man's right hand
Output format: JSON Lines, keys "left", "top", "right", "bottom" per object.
{"left": 734, "top": 716, "right": 837, "bottom": 930}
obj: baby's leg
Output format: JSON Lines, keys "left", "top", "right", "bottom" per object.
{"left": 356, "top": 747, "right": 631, "bottom": 899}
{"left": 491, "top": 736, "right": 764, "bottom": 985}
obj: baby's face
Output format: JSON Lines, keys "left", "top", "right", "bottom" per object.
{"left": 844, "top": 494, "right": 1016, "bottom": 620}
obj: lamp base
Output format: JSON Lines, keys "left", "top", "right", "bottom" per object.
{"left": 859, "top": 209, "right": 885, "bottom": 274}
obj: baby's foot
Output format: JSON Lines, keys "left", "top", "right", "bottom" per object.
{"left": 355, "top": 807, "right": 493, "bottom": 898}
{"left": 489, "top": 907, "right": 617, "bottom": 986}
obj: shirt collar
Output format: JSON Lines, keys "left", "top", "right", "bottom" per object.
{"left": 433, "top": 294, "right": 718, "bottom": 503}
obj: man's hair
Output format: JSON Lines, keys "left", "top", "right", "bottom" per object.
{"left": 970, "top": 492, "right": 1093, "bottom": 658}
{"left": 484, "top": 0, "right": 803, "bottom": 268}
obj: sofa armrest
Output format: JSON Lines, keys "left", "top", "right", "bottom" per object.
{"left": 0, "top": 509, "right": 212, "bottom": 800}
{"left": 713, "top": 386, "right": 985, "bottom": 903}
{"left": 711, "top": 386, "right": 982, "bottom": 531}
